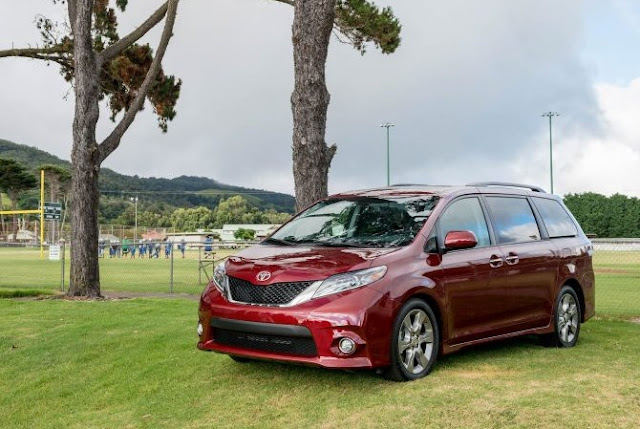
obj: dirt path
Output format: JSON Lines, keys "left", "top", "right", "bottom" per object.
{"left": 102, "top": 292, "right": 199, "bottom": 301}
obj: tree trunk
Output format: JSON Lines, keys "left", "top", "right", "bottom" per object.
{"left": 291, "top": 0, "right": 337, "bottom": 212}
{"left": 67, "top": 0, "right": 102, "bottom": 297}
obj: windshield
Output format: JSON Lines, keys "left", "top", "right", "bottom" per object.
{"left": 267, "top": 195, "right": 439, "bottom": 248}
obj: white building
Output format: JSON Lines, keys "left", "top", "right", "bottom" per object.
{"left": 165, "top": 224, "right": 281, "bottom": 246}
{"left": 220, "top": 224, "right": 280, "bottom": 241}
{"left": 8, "top": 229, "right": 37, "bottom": 242}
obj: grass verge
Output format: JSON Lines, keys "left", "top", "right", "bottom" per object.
{"left": 1, "top": 298, "right": 639, "bottom": 429}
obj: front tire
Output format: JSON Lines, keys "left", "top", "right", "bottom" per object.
{"left": 541, "top": 286, "right": 581, "bottom": 348}
{"left": 384, "top": 298, "right": 439, "bottom": 382}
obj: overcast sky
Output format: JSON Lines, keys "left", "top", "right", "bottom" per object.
{"left": 1, "top": 0, "right": 639, "bottom": 197}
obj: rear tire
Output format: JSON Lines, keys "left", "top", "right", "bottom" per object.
{"left": 384, "top": 298, "right": 439, "bottom": 382}
{"left": 541, "top": 286, "right": 581, "bottom": 348}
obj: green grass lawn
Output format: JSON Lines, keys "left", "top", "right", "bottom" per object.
{"left": 0, "top": 298, "right": 638, "bottom": 429}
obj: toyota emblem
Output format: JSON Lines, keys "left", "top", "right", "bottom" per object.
{"left": 256, "top": 271, "right": 271, "bottom": 282}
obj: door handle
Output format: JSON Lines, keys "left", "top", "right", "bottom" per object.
{"left": 505, "top": 253, "right": 519, "bottom": 265}
{"left": 489, "top": 255, "right": 503, "bottom": 268}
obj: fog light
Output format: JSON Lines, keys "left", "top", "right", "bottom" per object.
{"left": 197, "top": 322, "right": 203, "bottom": 337}
{"left": 338, "top": 337, "right": 356, "bottom": 355}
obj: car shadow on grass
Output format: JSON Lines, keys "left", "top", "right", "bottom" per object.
{"left": 217, "top": 335, "right": 545, "bottom": 384}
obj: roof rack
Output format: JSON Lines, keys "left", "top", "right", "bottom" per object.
{"left": 466, "top": 182, "right": 546, "bottom": 193}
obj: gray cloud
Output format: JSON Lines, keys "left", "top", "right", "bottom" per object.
{"left": 0, "top": 0, "right": 607, "bottom": 196}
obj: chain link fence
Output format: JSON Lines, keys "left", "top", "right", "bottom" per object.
{"left": 0, "top": 241, "right": 247, "bottom": 296}
{"left": 1, "top": 239, "right": 639, "bottom": 317}
{"left": 591, "top": 239, "right": 640, "bottom": 318}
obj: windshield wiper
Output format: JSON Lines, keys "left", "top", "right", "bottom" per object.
{"left": 262, "top": 237, "right": 295, "bottom": 246}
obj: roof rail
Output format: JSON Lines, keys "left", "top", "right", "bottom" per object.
{"left": 466, "top": 182, "right": 546, "bottom": 193}
{"left": 391, "top": 183, "right": 430, "bottom": 187}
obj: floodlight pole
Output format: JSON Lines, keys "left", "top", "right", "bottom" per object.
{"left": 542, "top": 112, "right": 559, "bottom": 194}
{"left": 380, "top": 122, "right": 394, "bottom": 186}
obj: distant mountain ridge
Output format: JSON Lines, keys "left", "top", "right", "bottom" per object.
{"left": 0, "top": 139, "right": 296, "bottom": 213}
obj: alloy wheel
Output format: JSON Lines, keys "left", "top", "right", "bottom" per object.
{"left": 397, "top": 308, "right": 435, "bottom": 375}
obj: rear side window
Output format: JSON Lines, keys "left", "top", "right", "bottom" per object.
{"left": 532, "top": 197, "right": 578, "bottom": 238}
{"left": 439, "top": 197, "right": 491, "bottom": 247}
{"left": 485, "top": 197, "right": 541, "bottom": 244}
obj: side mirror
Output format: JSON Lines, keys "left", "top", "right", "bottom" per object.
{"left": 443, "top": 230, "right": 478, "bottom": 251}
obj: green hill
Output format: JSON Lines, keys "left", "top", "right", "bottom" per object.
{"left": 0, "top": 139, "right": 296, "bottom": 216}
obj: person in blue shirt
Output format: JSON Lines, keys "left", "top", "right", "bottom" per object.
{"left": 204, "top": 235, "right": 213, "bottom": 259}
{"left": 179, "top": 239, "right": 186, "bottom": 258}
{"left": 164, "top": 239, "right": 172, "bottom": 258}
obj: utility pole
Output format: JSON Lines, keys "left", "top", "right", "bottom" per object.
{"left": 542, "top": 112, "right": 559, "bottom": 193}
{"left": 129, "top": 196, "right": 139, "bottom": 243}
{"left": 380, "top": 122, "right": 394, "bottom": 186}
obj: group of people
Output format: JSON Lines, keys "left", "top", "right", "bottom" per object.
{"left": 98, "top": 237, "right": 188, "bottom": 259}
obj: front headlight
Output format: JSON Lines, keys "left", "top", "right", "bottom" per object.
{"left": 213, "top": 262, "right": 228, "bottom": 297}
{"left": 311, "top": 266, "right": 387, "bottom": 300}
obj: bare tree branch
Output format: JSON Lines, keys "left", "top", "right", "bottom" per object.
{"left": 98, "top": 1, "right": 169, "bottom": 65}
{"left": 271, "top": 0, "right": 295, "bottom": 5}
{"left": 0, "top": 46, "right": 68, "bottom": 59}
{"left": 98, "top": 0, "right": 179, "bottom": 164}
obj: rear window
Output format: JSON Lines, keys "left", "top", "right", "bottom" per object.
{"left": 532, "top": 197, "right": 578, "bottom": 238}
{"left": 485, "top": 197, "right": 541, "bottom": 244}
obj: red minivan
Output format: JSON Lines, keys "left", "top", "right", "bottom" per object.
{"left": 197, "top": 183, "right": 595, "bottom": 381}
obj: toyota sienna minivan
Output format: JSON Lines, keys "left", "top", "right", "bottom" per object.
{"left": 197, "top": 183, "right": 595, "bottom": 381}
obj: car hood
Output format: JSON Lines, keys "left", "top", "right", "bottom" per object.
{"left": 224, "top": 244, "right": 398, "bottom": 285}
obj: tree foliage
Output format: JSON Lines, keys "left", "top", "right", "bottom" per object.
{"left": 35, "top": 0, "right": 181, "bottom": 132}
{"left": 107, "top": 195, "right": 291, "bottom": 231}
{"left": 334, "top": 0, "right": 401, "bottom": 54}
{"left": 40, "top": 164, "right": 71, "bottom": 202}
{"left": 0, "top": 158, "right": 38, "bottom": 238}
{"left": 234, "top": 228, "right": 256, "bottom": 241}
{"left": 563, "top": 192, "right": 640, "bottom": 238}
{"left": 0, "top": 159, "right": 38, "bottom": 204}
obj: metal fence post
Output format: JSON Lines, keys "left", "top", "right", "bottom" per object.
{"left": 170, "top": 242, "right": 174, "bottom": 293}
{"left": 60, "top": 239, "right": 66, "bottom": 293}
{"left": 198, "top": 246, "right": 202, "bottom": 284}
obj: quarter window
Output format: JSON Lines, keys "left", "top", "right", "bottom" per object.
{"left": 439, "top": 198, "right": 491, "bottom": 247}
{"left": 486, "top": 197, "right": 541, "bottom": 244}
{"left": 532, "top": 197, "right": 578, "bottom": 238}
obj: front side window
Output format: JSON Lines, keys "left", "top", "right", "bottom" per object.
{"left": 486, "top": 197, "right": 541, "bottom": 244}
{"left": 532, "top": 197, "right": 578, "bottom": 238}
{"left": 438, "top": 197, "right": 491, "bottom": 247}
{"left": 267, "top": 195, "right": 439, "bottom": 248}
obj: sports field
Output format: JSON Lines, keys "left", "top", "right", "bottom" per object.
{"left": 1, "top": 247, "right": 637, "bottom": 317}
{"left": 0, "top": 246, "right": 237, "bottom": 296}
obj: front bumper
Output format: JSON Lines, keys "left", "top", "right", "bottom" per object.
{"left": 197, "top": 283, "right": 397, "bottom": 369}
